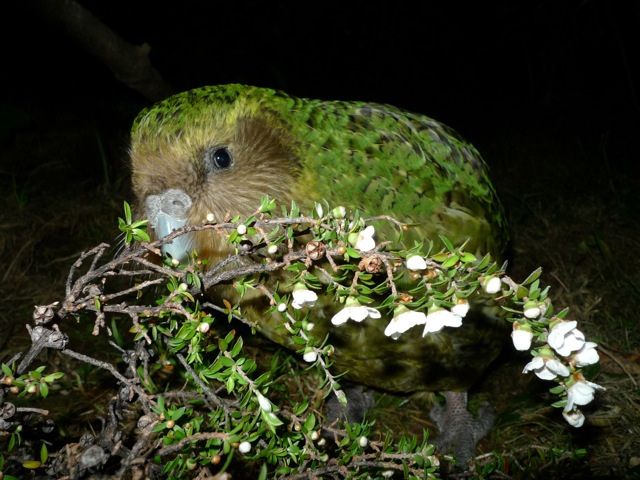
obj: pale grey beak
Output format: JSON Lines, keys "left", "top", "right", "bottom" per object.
{"left": 145, "top": 189, "right": 193, "bottom": 262}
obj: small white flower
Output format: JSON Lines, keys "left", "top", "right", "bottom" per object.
{"left": 310, "top": 431, "right": 320, "bottom": 441}
{"left": 197, "top": 322, "right": 210, "bottom": 334}
{"left": 523, "top": 301, "right": 542, "bottom": 319}
{"left": 277, "top": 303, "right": 287, "bottom": 313}
{"left": 305, "top": 322, "right": 315, "bottom": 331}
{"left": 256, "top": 392, "right": 271, "bottom": 412}
{"left": 358, "top": 436, "right": 368, "bottom": 448}
{"left": 406, "top": 255, "right": 427, "bottom": 271}
{"left": 171, "top": 257, "right": 180, "bottom": 267}
{"left": 178, "top": 282, "right": 188, "bottom": 292}
{"left": 565, "top": 378, "right": 605, "bottom": 411}
{"left": 511, "top": 323, "right": 533, "bottom": 351}
{"left": 562, "top": 408, "right": 586, "bottom": 428}
{"left": 423, "top": 308, "right": 463, "bottom": 336}
{"left": 573, "top": 342, "right": 599, "bottom": 367}
{"left": 236, "top": 224, "right": 247, "bottom": 235}
{"left": 384, "top": 306, "right": 427, "bottom": 339}
{"left": 318, "top": 438, "right": 326, "bottom": 446}
{"left": 548, "top": 320, "right": 585, "bottom": 356}
{"left": 238, "top": 441, "right": 251, "bottom": 454}
{"left": 303, "top": 350, "right": 317, "bottom": 363}
{"left": 291, "top": 284, "right": 318, "bottom": 309}
{"left": 315, "top": 203, "right": 324, "bottom": 217}
{"left": 483, "top": 276, "right": 502, "bottom": 294}
{"left": 205, "top": 213, "right": 215, "bottom": 222}
{"left": 354, "top": 225, "right": 376, "bottom": 252}
{"left": 451, "top": 300, "right": 470, "bottom": 318}
{"left": 331, "top": 297, "right": 381, "bottom": 326}
{"left": 523, "top": 355, "right": 571, "bottom": 380}
{"left": 267, "top": 244, "right": 279, "bottom": 255}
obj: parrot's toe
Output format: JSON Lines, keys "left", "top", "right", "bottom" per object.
{"left": 430, "top": 391, "right": 495, "bottom": 467}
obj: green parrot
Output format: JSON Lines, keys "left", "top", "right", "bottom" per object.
{"left": 130, "top": 84, "right": 509, "bottom": 463}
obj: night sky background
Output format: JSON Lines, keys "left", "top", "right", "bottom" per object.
{"left": 3, "top": 1, "right": 639, "bottom": 168}
{"left": 1, "top": 1, "right": 639, "bottom": 476}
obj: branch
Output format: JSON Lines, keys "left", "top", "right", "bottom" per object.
{"left": 31, "top": 0, "right": 173, "bottom": 101}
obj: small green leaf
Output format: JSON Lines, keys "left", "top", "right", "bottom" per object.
{"left": 22, "top": 460, "right": 41, "bottom": 469}
{"left": 438, "top": 235, "right": 454, "bottom": 252}
{"left": 460, "top": 252, "right": 477, "bottom": 263}
{"left": 303, "top": 413, "right": 316, "bottom": 433}
{"left": 441, "top": 255, "right": 459, "bottom": 269}
{"left": 123, "top": 201, "right": 132, "bottom": 224}
{"left": 431, "top": 252, "right": 449, "bottom": 263}
{"left": 2, "top": 363, "right": 13, "bottom": 377}
{"left": 230, "top": 337, "right": 244, "bottom": 357}
{"left": 522, "top": 267, "right": 543, "bottom": 286}
{"left": 40, "top": 443, "right": 48, "bottom": 464}
{"left": 294, "top": 400, "right": 309, "bottom": 416}
{"left": 133, "top": 229, "right": 151, "bottom": 242}
{"left": 43, "top": 372, "right": 64, "bottom": 383}
{"left": 226, "top": 376, "right": 235, "bottom": 393}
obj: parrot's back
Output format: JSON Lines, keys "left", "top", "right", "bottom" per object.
{"left": 281, "top": 97, "right": 507, "bottom": 257}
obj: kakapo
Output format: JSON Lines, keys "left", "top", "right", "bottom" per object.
{"left": 130, "top": 84, "right": 509, "bottom": 462}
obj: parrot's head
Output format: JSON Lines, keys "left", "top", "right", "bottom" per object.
{"left": 130, "top": 85, "right": 299, "bottom": 262}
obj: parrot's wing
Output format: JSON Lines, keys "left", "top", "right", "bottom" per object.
{"left": 286, "top": 100, "right": 507, "bottom": 255}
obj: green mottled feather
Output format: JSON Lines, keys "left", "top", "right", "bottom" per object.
{"left": 132, "top": 84, "right": 509, "bottom": 392}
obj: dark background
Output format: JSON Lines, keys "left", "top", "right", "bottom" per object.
{"left": 2, "top": 1, "right": 639, "bottom": 164}
{"left": 1, "top": 1, "right": 639, "bottom": 475}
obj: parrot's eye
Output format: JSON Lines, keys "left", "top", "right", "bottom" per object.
{"left": 204, "top": 147, "right": 233, "bottom": 171}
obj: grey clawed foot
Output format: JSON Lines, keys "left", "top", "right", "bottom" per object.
{"left": 429, "top": 391, "right": 495, "bottom": 467}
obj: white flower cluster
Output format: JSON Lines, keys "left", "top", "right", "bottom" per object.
{"left": 519, "top": 319, "right": 603, "bottom": 427}
{"left": 286, "top": 223, "right": 604, "bottom": 428}
{"left": 331, "top": 297, "right": 381, "bottom": 325}
{"left": 328, "top": 255, "right": 473, "bottom": 340}
{"left": 382, "top": 304, "right": 467, "bottom": 339}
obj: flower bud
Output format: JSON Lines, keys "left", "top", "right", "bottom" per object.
{"left": 303, "top": 351, "right": 317, "bottom": 363}
{"left": 236, "top": 224, "right": 247, "bottom": 235}
{"left": 332, "top": 206, "right": 347, "bottom": 218}
{"left": 238, "top": 441, "right": 251, "bottom": 454}
{"left": 406, "top": 255, "right": 427, "bottom": 271}
{"left": 523, "top": 301, "right": 541, "bottom": 319}
{"left": 483, "top": 276, "right": 502, "bottom": 294}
